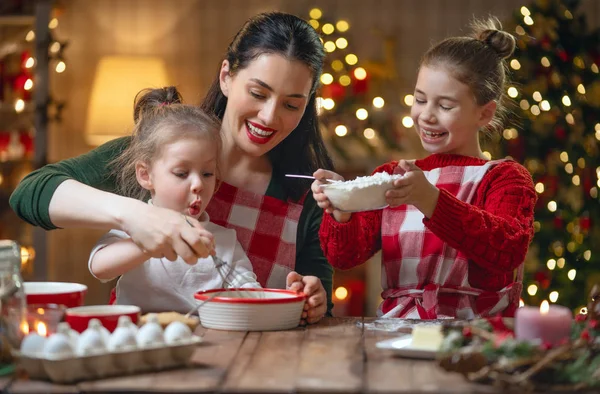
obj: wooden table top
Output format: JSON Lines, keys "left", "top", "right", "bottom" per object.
{"left": 1, "top": 317, "right": 589, "bottom": 393}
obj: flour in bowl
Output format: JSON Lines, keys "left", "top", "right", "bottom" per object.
{"left": 322, "top": 172, "right": 404, "bottom": 212}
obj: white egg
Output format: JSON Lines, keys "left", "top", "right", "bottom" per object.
{"left": 43, "top": 333, "right": 74, "bottom": 359}
{"left": 136, "top": 320, "right": 164, "bottom": 348}
{"left": 164, "top": 321, "right": 192, "bottom": 344}
{"left": 108, "top": 326, "right": 137, "bottom": 351}
{"left": 20, "top": 333, "right": 47, "bottom": 357}
{"left": 76, "top": 328, "right": 107, "bottom": 356}
{"left": 88, "top": 318, "right": 111, "bottom": 344}
{"left": 56, "top": 322, "right": 79, "bottom": 347}
{"left": 117, "top": 315, "right": 138, "bottom": 336}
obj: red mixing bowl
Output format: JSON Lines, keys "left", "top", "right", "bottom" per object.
{"left": 65, "top": 305, "right": 141, "bottom": 333}
{"left": 24, "top": 282, "right": 87, "bottom": 308}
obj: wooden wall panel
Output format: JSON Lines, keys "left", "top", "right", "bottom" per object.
{"left": 44, "top": 0, "right": 600, "bottom": 305}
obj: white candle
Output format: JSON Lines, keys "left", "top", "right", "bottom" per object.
{"left": 515, "top": 301, "right": 573, "bottom": 346}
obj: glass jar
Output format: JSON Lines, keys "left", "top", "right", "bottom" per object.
{"left": 0, "top": 240, "right": 27, "bottom": 356}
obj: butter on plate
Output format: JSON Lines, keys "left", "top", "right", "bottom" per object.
{"left": 410, "top": 325, "right": 444, "bottom": 351}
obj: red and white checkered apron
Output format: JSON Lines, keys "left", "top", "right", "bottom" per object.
{"left": 109, "top": 181, "right": 303, "bottom": 303}
{"left": 379, "top": 161, "right": 524, "bottom": 319}
{"left": 206, "top": 181, "right": 302, "bottom": 288}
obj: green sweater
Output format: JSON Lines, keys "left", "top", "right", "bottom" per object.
{"left": 10, "top": 137, "right": 334, "bottom": 312}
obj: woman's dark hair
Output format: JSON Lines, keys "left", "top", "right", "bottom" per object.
{"left": 201, "top": 12, "right": 334, "bottom": 201}
{"left": 112, "top": 86, "right": 222, "bottom": 201}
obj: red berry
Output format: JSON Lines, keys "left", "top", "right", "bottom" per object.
{"left": 581, "top": 329, "right": 590, "bottom": 341}
{"left": 541, "top": 341, "right": 553, "bottom": 351}
{"left": 576, "top": 313, "right": 588, "bottom": 322}
{"left": 589, "top": 320, "right": 599, "bottom": 330}
{"left": 462, "top": 327, "right": 472, "bottom": 338}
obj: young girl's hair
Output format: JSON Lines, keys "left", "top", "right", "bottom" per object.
{"left": 201, "top": 12, "right": 334, "bottom": 201}
{"left": 112, "top": 86, "right": 222, "bottom": 201}
{"left": 421, "top": 16, "right": 516, "bottom": 135}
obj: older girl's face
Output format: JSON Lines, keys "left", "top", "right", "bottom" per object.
{"left": 219, "top": 54, "right": 313, "bottom": 157}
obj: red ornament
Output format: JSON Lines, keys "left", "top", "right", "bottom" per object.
{"left": 554, "top": 126, "right": 566, "bottom": 140}
{"left": 553, "top": 216, "right": 564, "bottom": 229}
{"left": 580, "top": 217, "right": 591, "bottom": 231}
{"left": 541, "top": 36, "right": 552, "bottom": 50}
{"left": 19, "top": 131, "right": 34, "bottom": 156}
{"left": 0, "top": 132, "right": 10, "bottom": 152}
{"left": 20, "top": 50, "right": 32, "bottom": 69}
{"left": 352, "top": 77, "right": 369, "bottom": 95}
{"left": 557, "top": 49, "right": 568, "bottom": 62}
{"left": 321, "top": 82, "right": 346, "bottom": 101}
{"left": 534, "top": 271, "right": 549, "bottom": 283}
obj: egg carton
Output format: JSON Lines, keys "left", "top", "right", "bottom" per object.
{"left": 12, "top": 335, "right": 202, "bottom": 384}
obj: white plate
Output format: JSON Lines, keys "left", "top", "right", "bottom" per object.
{"left": 375, "top": 334, "right": 438, "bottom": 359}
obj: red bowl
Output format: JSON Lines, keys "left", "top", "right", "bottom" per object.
{"left": 65, "top": 305, "right": 141, "bottom": 333}
{"left": 24, "top": 282, "right": 87, "bottom": 308}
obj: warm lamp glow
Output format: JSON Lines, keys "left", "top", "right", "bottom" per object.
{"left": 85, "top": 56, "right": 170, "bottom": 146}
{"left": 20, "top": 320, "right": 29, "bottom": 334}
{"left": 540, "top": 300, "right": 550, "bottom": 314}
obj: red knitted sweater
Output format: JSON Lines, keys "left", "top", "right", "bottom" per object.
{"left": 319, "top": 154, "right": 537, "bottom": 292}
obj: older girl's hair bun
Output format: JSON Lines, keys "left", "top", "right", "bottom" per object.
{"left": 472, "top": 17, "right": 516, "bottom": 60}
{"left": 133, "top": 86, "right": 183, "bottom": 123}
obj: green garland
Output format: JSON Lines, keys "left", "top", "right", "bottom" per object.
{"left": 438, "top": 287, "right": 600, "bottom": 390}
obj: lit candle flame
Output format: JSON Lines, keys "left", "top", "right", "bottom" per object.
{"left": 36, "top": 321, "right": 47, "bottom": 337}
{"left": 540, "top": 300, "right": 550, "bottom": 314}
{"left": 20, "top": 321, "right": 30, "bottom": 335}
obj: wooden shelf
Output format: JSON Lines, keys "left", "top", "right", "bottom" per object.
{"left": 0, "top": 15, "right": 35, "bottom": 26}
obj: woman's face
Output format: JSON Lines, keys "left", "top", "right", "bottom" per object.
{"left": 219, "top": 53, "right": 314, "bottom": 157}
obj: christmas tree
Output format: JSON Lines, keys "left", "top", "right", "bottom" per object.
{"left": 306, "top": 8, "right": 408, "bottom": 171}
{"left": 500, "top": 0, "right": 600, "bottom": 310}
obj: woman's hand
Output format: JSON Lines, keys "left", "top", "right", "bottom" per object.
{"left": 386, "top": 160, "right": 440, "bottom": 218}
{"left": 311, "top": 169, "right": 351, "bottom": 223}
{"left": 286, "top": 272, "right": 327, "bottom": 325}
{"left": 119, "top": 200, "right": 215, "bottom": 264}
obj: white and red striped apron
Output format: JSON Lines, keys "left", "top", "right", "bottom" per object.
{"left": 206, "top": 181, "right": 303, "bottom": 288}
{"left": 379, "top": 161, "right": 523, "bottom": 319}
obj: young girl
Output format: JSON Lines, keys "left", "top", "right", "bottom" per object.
{"left": 88, "top": 87, "right": 261, "bottom": 313}
{"left": 313, "top": 17, "right": 537, "bottom": 319}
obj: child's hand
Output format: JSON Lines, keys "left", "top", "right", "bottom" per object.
{"left": 311, "top": 169, "right": 351, "bottom": 223}
{"left": 386, "top": 160, "right": 440, "bottom": 218}
{"left": 122, "top": 202, "right": 215, "bottom": 265}
{"left": 286, "top": 272, "right": 327, "bottom": 325}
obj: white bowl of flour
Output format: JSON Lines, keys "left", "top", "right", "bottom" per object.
{"left": 321, "top": 172, "right": 404, "bottom": 212}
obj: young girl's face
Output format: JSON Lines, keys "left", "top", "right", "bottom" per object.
{"left": 219, "top": 53, "right": 313, "bottom": 157}
{"left": 139, "top": 136, "right": 218, "bottom": 219}
{"left": 411, "top": 65, "right": 494, "bottom": 157}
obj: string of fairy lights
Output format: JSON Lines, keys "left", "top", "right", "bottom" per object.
{"left": 502, "top": 5, "right": 599, "bottom": 310}
{"left": 1, "top": 12, "right": 67, "bottom": 273}
{"left": 12, "top": 15, "right": 67, "bottom": 115}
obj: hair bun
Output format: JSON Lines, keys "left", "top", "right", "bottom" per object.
{"left": 479, "top": 29, "right": 516, "bottom": 59}
{"left": 470, "top": 17, "right": 516, "bottom": 60}
{"left": 133, "top": 86, "right": 183, "bottom": 123}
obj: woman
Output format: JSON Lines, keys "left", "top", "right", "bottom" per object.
{"left": 10, "top": 12, "right": 334, "bottom": 323}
